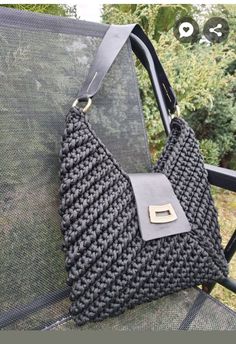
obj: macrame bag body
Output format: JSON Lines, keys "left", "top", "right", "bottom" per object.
{"left": 59, "top": 24, "right": 228, "bottom": 326}
{"left": 59, "top": 108, "right": 228, "bottom": 326}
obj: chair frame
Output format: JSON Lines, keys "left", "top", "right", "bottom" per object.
{"left": 0, "top": 8, "right": 235, "bottom": 329}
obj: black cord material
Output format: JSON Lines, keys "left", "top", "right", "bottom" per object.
{"left": 59, "top": 106, "right": 228, "bottom": 326}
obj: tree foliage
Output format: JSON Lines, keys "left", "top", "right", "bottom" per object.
{"left": 102, "top": 4, "right": 236, "bottom": 167}
{"left": 0, "top": 4, "right": 77, "bottom": 17}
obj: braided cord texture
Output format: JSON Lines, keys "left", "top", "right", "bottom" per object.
{"left": 59, "top": 107, "right": 228, "bottom": 326}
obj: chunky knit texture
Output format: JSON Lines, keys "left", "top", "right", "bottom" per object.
{"left": 59, "top": 106, "right": 228, "bottom": 326}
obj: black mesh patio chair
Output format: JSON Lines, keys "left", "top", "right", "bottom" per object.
{"left": 0, "top": 7, "right": 235, "bottom": 331}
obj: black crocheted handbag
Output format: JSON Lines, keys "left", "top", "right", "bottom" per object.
{"left": 59, "top": 24, "right": 228, "bottom": 326}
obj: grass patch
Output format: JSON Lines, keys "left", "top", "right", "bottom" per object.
{"left": 212, "top": 187, "right": 236, "bottom": 311}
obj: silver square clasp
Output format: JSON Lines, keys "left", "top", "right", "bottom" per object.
{"left": 148, "top": 203, "right": 177, "bottom": 224}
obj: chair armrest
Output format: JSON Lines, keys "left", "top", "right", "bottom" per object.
{"left": 218, "top": 278, "right": 236, "bottom": 293}
{"left": 205, "top": 164, "right": 236, "bottom": 192}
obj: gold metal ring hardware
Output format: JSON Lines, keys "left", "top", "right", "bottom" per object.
{"left": 72, "top": 97, "right": 92, "bottom": 113}
{"left": 175, "top": 105, "right": 180, "bottom": 117}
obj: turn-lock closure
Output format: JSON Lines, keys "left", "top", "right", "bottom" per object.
{"left": 128, "top": 173, "right": 191, "bottom": 241}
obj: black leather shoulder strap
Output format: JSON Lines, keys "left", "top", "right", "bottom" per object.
{"left": 77, "top": 25, "right": 135, "bottom": 102}
{"left": 77, "top": 24, "right": 177, "bottom": 114}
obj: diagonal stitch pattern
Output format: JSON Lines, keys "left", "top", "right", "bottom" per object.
{"left": 59, "top": 106, "right": 228, "bottom": 326}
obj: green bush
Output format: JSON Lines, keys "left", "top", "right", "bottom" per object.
{"left": 0, "top": 4, "right": 77, "bottom": 17}
{"left": 200, "top": 139, "right": 220, "bottom": 165}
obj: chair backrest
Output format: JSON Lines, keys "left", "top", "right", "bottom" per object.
{"left": 0, "top": 7, "right": 152, "bottom": 329}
